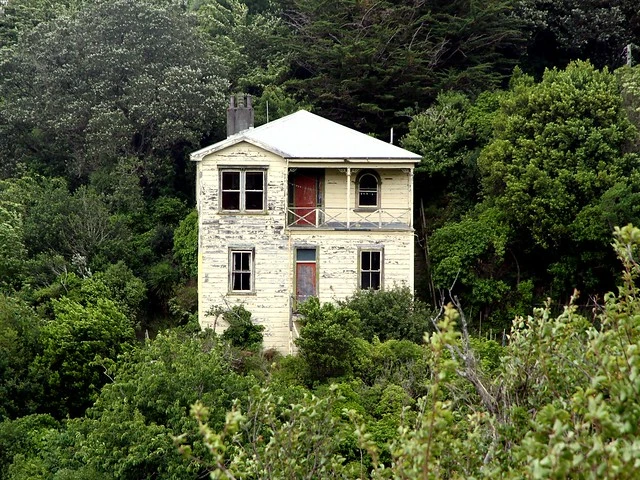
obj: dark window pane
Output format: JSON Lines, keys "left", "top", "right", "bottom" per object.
{"left": 240, "top": 252, "right": 250, "bottom": 270}
{"left": 370, "top": 273, "right": 380, "bottom": 290}
{"left": 360, "top": 174, "right": 377, "bottom": 189}
{"left": 245, "top": 192, "right": 263, "bottom": 210}
{"left": 359, "top": 191, "right": 377, "bottom": 206}
{"left": 361, "top": 251, "right": 370, "bottom": 270}
{"left": 371, "top": 251, "right": 381, "bottom": 270}
{"left": 297, "top": 248, "right": 316, "bottom": 261}
{"left": 361, "top": 273, "right": 370, "bottom": 289}
{"left": 232, "top": 272, "right": 251, "bottom": 291}
{"left": 245, "top": 172, "right": 264, "bottom": 190}
{"left": 222, "top": 191, "right": 240, "bottom": 210}
{"left": 222, "top": 171, "right": 240, "bottom": 190}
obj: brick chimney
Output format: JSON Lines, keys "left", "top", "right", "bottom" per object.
{"left": 227, "top": 94, "right": 254, "bottom": 137}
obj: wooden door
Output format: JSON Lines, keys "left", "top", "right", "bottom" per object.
{"left": 293, "top": 174, "right": 317, "bottom": 226}
{"left": 296, "top": 248, "right": 317, "bottom": 303}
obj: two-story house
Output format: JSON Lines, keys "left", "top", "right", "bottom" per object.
{"left": 191, "top": 97, "right": 421, "bottom": 353}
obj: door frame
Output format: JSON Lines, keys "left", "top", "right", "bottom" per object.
{"left": 293, "top": 246, "right": 319, "bottom": 306}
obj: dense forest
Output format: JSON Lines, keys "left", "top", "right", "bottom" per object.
{"left": 2, "top": 0, "right": 640, "bottom": 478}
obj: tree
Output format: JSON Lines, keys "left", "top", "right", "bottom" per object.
{"left": 0, "top": 295, "right": 43, "bottom": 420}
{"left": 280, "top": 0, "right": 525, "bottom": 136}
{"left": 0, "top": 0, "right": 228, "bottom": 187}
{"left": 173, "top": 209, "right": 198, "bottom": 279}
{"left": 0, "top": 0, "right": 83, "bottom": 49}
{"left": 7, "top": 330, "right": 257, "bottom": 479}
{"left": 295, "top": 298, "right": 364, "bottom": 383}
{"left": 33, "top": 296, "right": 135, "bottom": 418}
{"left": 515, "top": 0, "right": 638, "bottom": 73}
{"left": 340, "top": 287, "right": 431, "bottom": 344}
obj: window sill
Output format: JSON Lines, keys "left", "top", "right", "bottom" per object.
{"left": 227, "top": 291, "right": 257, "bottom": 296}
{"left": 354, "top": 207, "right": 380, "bottom": 212}
{"left": 218, "top": 210, "right": 268, "bottom": 215}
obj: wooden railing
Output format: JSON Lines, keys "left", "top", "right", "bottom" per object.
{"left": 286, "top": 207, "right": 411, "bottom": 229}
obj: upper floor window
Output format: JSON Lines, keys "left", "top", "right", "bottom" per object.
{"left": 356, "top": 170, "right": 380, "bottom": 208}
{"left": 221, "top": 170, "right": 265, "bottom": 212}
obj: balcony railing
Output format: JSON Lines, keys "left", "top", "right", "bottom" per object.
{"left": 287, "top": 207, "right": 411, "bottom": 229}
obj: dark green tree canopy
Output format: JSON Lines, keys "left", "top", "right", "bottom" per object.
{"left": 281, "top": 0, "right": 525, "bottom": 136}
{"left": 0, "top": 0, "right": 228, "bottom": 182}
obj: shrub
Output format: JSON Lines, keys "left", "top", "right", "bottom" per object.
{"left": 217, "top": 305, "right": 264, "bottom": 350}
{"left": 341, "top": 286, "right": 431, "bottom": 343}
{"left": 295, "top": 298, "right": 362, "bottom": 384}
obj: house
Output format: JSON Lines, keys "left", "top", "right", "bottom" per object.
{"left": 191, "top": 96, "right": 421, "bottom": 353}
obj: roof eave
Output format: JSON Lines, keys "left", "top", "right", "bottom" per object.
{"left": 190, "top": 135, "right": 289, "bottom": 161}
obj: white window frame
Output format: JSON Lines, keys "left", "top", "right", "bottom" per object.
{"left": 358, "top": 247, "right": 383, "bottom": 290}
{"left": 220, "top": 169, "right": 266, "bottom": 212}
{"left": 229, "top": 248, "right": 255, "bottom": 293}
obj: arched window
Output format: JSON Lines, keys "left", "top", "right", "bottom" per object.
{"left": 356, "top": 171, "right": 380, "bottom": 208}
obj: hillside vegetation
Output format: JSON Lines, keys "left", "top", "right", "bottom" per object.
{"left": 1, "top": 0, "right": 640, "bottom": 478}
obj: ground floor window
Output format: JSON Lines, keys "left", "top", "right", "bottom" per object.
{"left": 359, "top": 248, "right": 382, "bottom": 290}
{"left": 229, "top": 249, "right": 254, "bottom": 292}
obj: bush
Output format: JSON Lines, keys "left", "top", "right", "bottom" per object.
{"left": 341, "top": 286, "right": 431, "bottom": 343}
{"left": 216, "top": 305, "right": 265, "bottom": 350}
{"left": 295, "top": 298, "right": 362, "bottom": 384}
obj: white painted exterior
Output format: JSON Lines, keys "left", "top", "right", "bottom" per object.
{"left": 193, "top": 111, "right": 420, "bottom": 353}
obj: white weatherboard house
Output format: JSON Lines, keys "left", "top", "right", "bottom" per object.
{"left": 191, "top": 97, "right": 421, "bottom": 353}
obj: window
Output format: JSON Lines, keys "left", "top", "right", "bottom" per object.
{"left": 221, "top": 170, "right": 265, "bottom": 211}
{"left": 359, "top": 248, "right": 382, "bottom": 290}
{"left": 356, "top": 171, "right": 380, "bottom": 208}
{"left": 229, "top": 249, "right": 254, "bottom": 292}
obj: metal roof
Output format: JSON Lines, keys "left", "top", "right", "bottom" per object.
{"left": 191, "top": 110, "right": 422, "bottom": 162}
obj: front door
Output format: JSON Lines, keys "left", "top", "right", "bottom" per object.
{"left": 296, "top": 248, "right": 317, "bottom": 304}
{"left": 292, "top": 173, "right": 318, "bottom": 226}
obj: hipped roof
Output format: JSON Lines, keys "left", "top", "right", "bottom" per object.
{"left": 190, "top": 110, "right": 422, "bottom": 162}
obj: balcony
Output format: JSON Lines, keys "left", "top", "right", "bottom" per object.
{"left": 287, "top": 207, "right": 412, "bottom": 230}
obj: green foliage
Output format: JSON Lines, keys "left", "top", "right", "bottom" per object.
{"left": 91, "top": 262, "right": 147, "bottom": 320}
{"left": 0, "top": 295, "right": 43, "bottom": 420}
{"left": 34, "top": 296, "right": 135, "bottom": 418}
{"left": 173, "top": 209, "right": 198, "bottom": 279}
{"left": 178, "top": 386, "right": 350, "bottom": 479}
{"left": 0, "top": 414, "right": 58, "bottom": 479}
{"left": 282, "top": 0, "right": 525, "bottom": 136}
{"left": 0, "top": 0, "right": 228, "bottom": 181}
{"left": 7, "top": 329, "right": 257, "bottom": 479}
{"left": 0, "top": 203, "right": 28, "bottom": 289}
{"left": 515, "top": 0, "right": 637, "bottom": 73}
{"left": 340, "top": 287, "right": 431, "bottom": 344}
{"left": 146, "top": 260, "right": 180, "bottom": 305}
{"left": 403, "top": 92, "right": 475, "bottom": 176}
{"left": 295, "top": 298, "right": 363, "bottom": 383}
{"left": 363, "top": 339, "right": 430, "bottom": 398}
{"left": 216, "top": 305, "right": 265, "bottom": 350}
{"left": 429, "top": 206, "right": 512, "bottom": 320}
{"left": 480, "top": 61, "right": 637, "bottom": 249}
{"left": 427, "top": 61, "right": 640, "bottom": 325}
